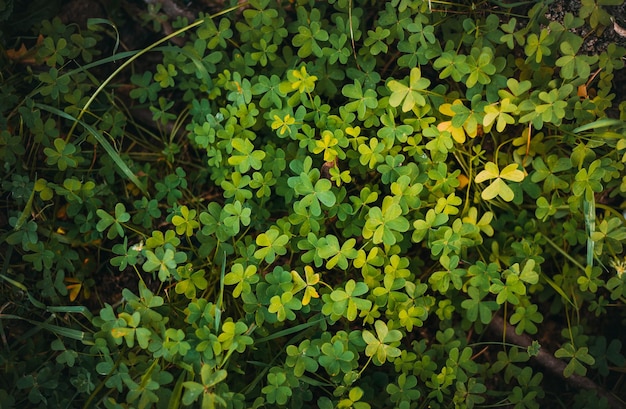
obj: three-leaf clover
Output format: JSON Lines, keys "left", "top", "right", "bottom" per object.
{"left": 268, "top": 291, "right": 302, "bottom": 321}
{"left": 317, "top": 235, "right": 358, "bottom": 270}
{"left": 474, "top": 162, "right": 525, "bottom": 202}
{"left": 387, "top": 373, "right": 421, "bottom": 406}
{"left": 289, "top": 170, "right": 336, "bottom": 217}
{"left": 318, "top": 341, "right": 354, "bottom": 376}
{"left": 286, "top": 340, "right": 320, "bottom": 377}
{"left": 362, "top": 320, "right": 403, "bottom": 365}
{"left": 43, "top": 138, "right": 79, "bottom": 171}
{"left": 172, "top": 205, "right": 200, "bottom": 236}
{"left": 325, "top": 279, "right": 372, "bottom": 321}
{"left": 96, "top": 203, "right": 130, "bottom": 239}
{"left": 182, "top": 366, "right": 227, "bottom": 407}
{"left": 292, "top": 11, "right": 328, "bottom": 58}
{"left": 572, "top": 159, "right": 604, "bottom": 201}
{"left": 142, "top": 246, "right": 187, "bottom": 282}
{"left": 461, "top": 286, "right": 499, "bottom": 324}
{"left": 227, "top": 138, "right": 266, "bottom": 173}
{"left": 110, "top": 311, "right": 151, "bottom": 349}
{"left": 342, "top": 80, "right": 378, "bottom": 120}
{"left": 222, "top": 200, "right": 252, "bottom": 234}
{"left": 175, "top": 264, "right": 208, "bottom": 299}
{"left": 510, "top": 304, "right": 543, "bottom": 335}
{"left": 555, "top": 343, "right": 595, "bottom": 377}
{"left": 224, "top": 263, "right": 259, "bottom": 298}
{"left": 254, "top": 228, "right": 289, "bottom": 263}
{"left": 489, "top": 266, "right": 528, "bottom": 306}
{"left": 218, "top": 321, "right": 253, "bottom": 352}
{"left": 280, "top": 65, "right": 318, "bottom": 95}
{"left": 363, "top": 196, "right": 410, "bottom": 245}
{"left": 483, "top": 98, "right": 517, "bottom": 132}
{"left": 388, "top": 67, "right": 431, "bottom": 112}
{"left": 290, "top": 266, "right": 320, "bottom": 306}
{"left": 262, "top": 368, "right": 293, "bottom": 405}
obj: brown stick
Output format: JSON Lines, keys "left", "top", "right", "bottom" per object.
{"left": 488, "top": 314, "right": 625, "bottom": 409}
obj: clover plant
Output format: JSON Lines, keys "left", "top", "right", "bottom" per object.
{"left": 1, "top": 0, "right": 626, "bottom": 408}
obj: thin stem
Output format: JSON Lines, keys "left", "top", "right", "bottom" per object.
{"left": 65, "top": 3, "right": 247, "bottom": 141}
{"left": 541, "top": 234, "right": 586, "bottom": 272}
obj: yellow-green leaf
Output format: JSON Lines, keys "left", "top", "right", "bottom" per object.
{"left": 500, "top": 163, "right": 525, "bottom": 182}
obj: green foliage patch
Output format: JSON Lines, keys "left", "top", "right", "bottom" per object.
{"left": 2, "top": 0, "right": 626, "bottom": 408}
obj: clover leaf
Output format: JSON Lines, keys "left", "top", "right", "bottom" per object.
{"left": 286, "top": 340, "right": 320, "bottom": 377}
{"left": 489, "top": 271, "right": 526, "bottom": 306}
{"left": 363, "top": 196, "right": 410, "bottom": 245}
{"left": 224, "top": 263, "right": 259, "bottom": 298}
{"left": 531, "top": 155, "right": 571, "bottom": 193}
{"left": 317, "top": 235, "right": 358, "bottom": 270}
{"left": 142, "top": 247, "right": 187, "bottom": 282}
{"left": 292, "top": 11, "right": 328, "bottom": 58}
{"left": 172, "top": 205, "right": 200, "bottom": 236}
{"left": 96, "top": 203, "right": 130, "bottom": 239}
{"left": 338, "top": 387, "right": 371, "bottom": 409}
{"left": 182, "top": 366, "right": 227, "bottom": 407}
{"left": 312, "top": 129, "right": 344, "bottom": 162}
{"left": 318, "top": 341, "right": 354, "bottom": 376}
{"left": 290, "top": 266, "right": 320, "bottom": 306}
{"left": 111, "top": 311, "right": 151, "bottom": 349}
{"left": 43, "top": 138, "right": 79, "bottom": 171}
{"left": 254, "top": 228, "right": 289, "bottom": 263}
{"left": 483, "top": 98, "right": 517, "bottom": 132}
{"left": 222, "top": 200, "right": 251, "bottom": 234}
{"left": 288, "top": 170, "right": 336, "bottom": 217}
{"left": 555, "top": 343, "right": 595, "bottom": 377}
{"left": 342, "top": 80, "right": 378, "bottom": 120}
{"left": 465, "top": 47, "right": 497, "bottom": 88}
{"left": 175, "top": 264, "right": 208, "bottom": 299}
{"left": 461, "top": 286, "right": 499, "bottom": 324}
{"left": 510, "top": 304, "right": 543, "bottom": 335}
{"left": 572, "top": 159, "right": 604, "bottom": 201}
{"left": 326, "top": 279, "right": 372, "bottom": 321}
{"left": 387, "top": 373, "right": 421, "bottom": 407}
{"left": 227, "top": 138, "right": 266, "bottom": 173}
{"left": 475, "top": 162, "right": 525, "bottom": 202}
{"left": 362, "top": 320, "right": 402, "bottom": 365}
{"left": 218, "top": 321, "right": 253, "bottom": 352}
{"left": 358, "top": 137, "right": 386, "bottom": 168}
{"left": 268, "top": 291, "right": 302, "bottom": 322}
{"left": 388, "top": 67, "right": 430, "bottom": 112}
{"left": 280, "top": 65, "right": 318, "bottom": 95}
{"left": 524, "top": 29, "right": 553, "bottom": 64}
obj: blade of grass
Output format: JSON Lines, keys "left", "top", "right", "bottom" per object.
{"left": 35, "top": 103, "right": 148, "bottom": 196}
{"left": 158, "top": 45, "right": 213, "bottom": 90}
{"left": 0, "top": 313, "right": 89, "bottom": 341}
{"left": 539, "top": 234, "right": 582, "bottom": 310}
{"left": 64, "top": 2, "right": 247, "bottom": 141}
{"left": 572, "top": 118, "right": 624, "bottom": 133}
{"left": 13, "top": 184, "right": 35, "bottom": 231}
{"left": 254, "top": 315, "right": 325, "bottom": 344}
{"left": 242, "top": 315, "right": 325, "bottom": 394}
{"left": 2, "top": 268, "right": 93, "bottom": 320}
{"left": 0, "top": 271, "right": 47, "bottom": 310}
{"left": 584, "top": 198, "right": 595, "bottom": 268}
{"left": 215, "top": 251, "right": 226, "bottom": 331}
{"left": 87, "top": 18, "right": 120, "bottom": 58}
{"left": 47, "top": 305, "right": 94, "bottom": 321}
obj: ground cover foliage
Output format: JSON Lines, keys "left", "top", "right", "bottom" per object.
{"left": 1, "top": 0, "right": 626, "bottom": 407}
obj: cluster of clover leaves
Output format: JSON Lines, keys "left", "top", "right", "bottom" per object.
{"left": 1, "top": 0, "right": 626, "bottom": 407}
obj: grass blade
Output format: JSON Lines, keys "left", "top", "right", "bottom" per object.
{"left": 35, "top": 103, "right": 148, "bottom": 196}
{"left": 0, "top": 313, "right": 89, "bottom": 342}
{"left": 254, "top": 315, "right": 325, "bottom": 344}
